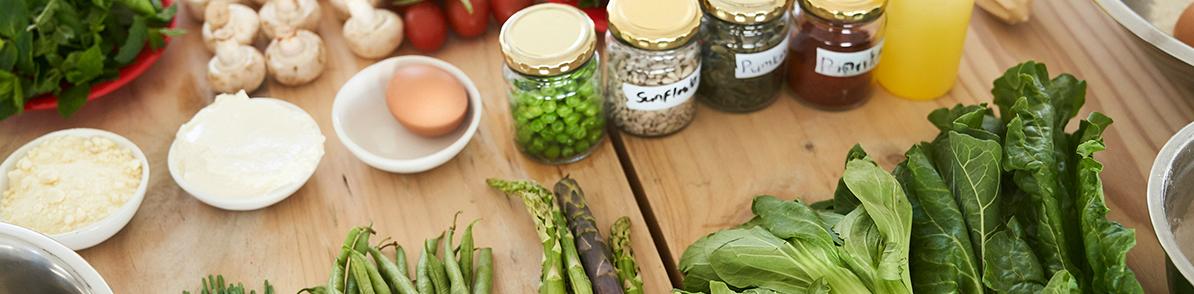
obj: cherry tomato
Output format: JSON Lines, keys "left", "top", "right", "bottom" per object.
{"left": 543, "top": 0, "right": 578, "bottom": 5}
{"left": 445, "top": 0, "right": 491, "bottom": 38}
{"left": 403, "top": 2, "right": 449, "bottom": 53}
{"left": 581, "top": 7, "right": 607, "bottom": 33}
{"left": 490, "top": 0, "right": 531, "bottom": 25}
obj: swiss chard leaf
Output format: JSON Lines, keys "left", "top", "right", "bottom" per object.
{"left": 1072, "top": 113, "right": 1143, "bottom": 293}
{"left": 1042, "top": 270, "right": 1079, "bottom": 294}
{"left": 982, "top": 218, "right": 1047, "bottom": 293}
{"left": 932, "top": 129, "right": 1002, "bottom": 268}
{"left": 894, "top": 144, "right": 983, "bottom": 294}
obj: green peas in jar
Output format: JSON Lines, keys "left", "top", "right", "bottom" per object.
{"left": 505, "top": 59, "right": 605, "bottom": 163}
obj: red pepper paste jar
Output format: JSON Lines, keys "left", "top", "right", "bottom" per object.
{"left": 787, "top": 0, "right": 885, "bottom": 110}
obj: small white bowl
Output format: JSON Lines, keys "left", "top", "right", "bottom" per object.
{"left": 167, "top": 98, "right": 324, "bottom": 211}
{"left": 332, "top": 56, "right": 483, "bottom": 173}
{"left": 0, "top": 128, "right": 149, "bottom": 251}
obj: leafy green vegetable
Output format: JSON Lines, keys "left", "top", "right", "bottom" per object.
{"left": 0, "top": 0, "right": 177, "bottom": 119}
{"left": 831, "top": 145, "right": 869, "bottom": 214}
{"left": 981, "top": 218, "right": 1047, "bottom": 293}
{"left": 707, "top": 227, "right": 868, "bottom": 293}
{"left": 1072, "top": 113, "right": 1144, "bottom": 293}
{"left": 1042, "top": 270, "right": 1080, "bottom": 294}
{"left": 894, "top": 144, "right": 982, "bottom": 294}
{"left": 839, "top": 158, "right": 913, "bottom": 293}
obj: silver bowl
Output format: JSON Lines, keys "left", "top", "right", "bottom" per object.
{"left": 0, "top": 223, "right": 111, "bottom": 294}
{"left": 1150, "top": 122, "right": 1194, "bottom": 292}
{"left": 1095, "top": 0, "right": 1194, "bottom": 66}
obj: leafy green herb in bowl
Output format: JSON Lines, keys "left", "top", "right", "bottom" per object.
{"left": 0, "top": 0, "right": 181, "bottom": 120}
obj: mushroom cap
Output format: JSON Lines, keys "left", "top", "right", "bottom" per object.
{"left": 201, "top": 2, "right": 260, "bottom": 52}
{"left": 329, "top": 0, "right": 379, "bottom": 20}
{"left": 208, "top": 42, "right": 267, "bottom": 93}
{"left": 186, "top": 0, "right": 252, "bottom": 21}
{"left": 343, "top": 4, "right": 402, "bottom": 59}
{"left": 265, "top": 29, "right": 326, "bottom": 85}
{"left": 259, "top": 0, "right": 321, "bottom": 39}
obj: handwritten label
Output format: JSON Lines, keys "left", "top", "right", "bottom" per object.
{"left": 815, "top": 40, "right": 883, "bottom": 77}
{"left": 622, "top": 66, "right": 701, "bottom": 111}
{"left": 734, "top": 36, "right": 790, "bottom": 79}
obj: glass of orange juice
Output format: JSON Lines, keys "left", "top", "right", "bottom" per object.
{"left": 876, "top": 0, "right": 976, "bottom": 100}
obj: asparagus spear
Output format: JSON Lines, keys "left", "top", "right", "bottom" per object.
{"left": 610, "top": 217, "right": 643, "bottom": 294}
{"left": 487, "top": 178, "right": 567, "bottom": 294}
{"left": 553, "top": 199, "right": 593, "bottom": 294}
{"left": 554, "top": 177, "right": 624, "bottom": 294}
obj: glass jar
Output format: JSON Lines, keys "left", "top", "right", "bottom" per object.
{"left": 604, "top": 0, "right": 703, "bottom": 137}
{"left": 698, "top": 0, "right": 792, "bottom": 113}
{"left": 788, "top": 0, "right": 884, "bottom": 110}
{"left": 499, "top": 3, "right": 605, "bottom": 164}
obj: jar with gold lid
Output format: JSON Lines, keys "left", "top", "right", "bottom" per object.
{"left": 698, "top": 0, "right": 792, "bottom": 113}
{"left": 500, "top": 3, "right": 604, "bottom": 164}
{"left": 605, "top": 0, "right": 702, "bottom": 137}
{"left": 787, "top": 0, "right": 885, "bottom": 110}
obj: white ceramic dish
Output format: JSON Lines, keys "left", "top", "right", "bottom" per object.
{"left": 0, "top": 128, "right": 149, "bottom": 251}
{"left": 167, "top": 97, "right": 324, "bottom": 211}
{"left": 0, "top": 222, "right": 112, "bottom": 293}
{"left": 332, "top": 56, "right": 483, "bottom": 173}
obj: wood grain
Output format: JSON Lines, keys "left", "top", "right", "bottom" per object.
{"left": 0, "top": 4, "right": 670, "bottom": 293}
{"left": 616, "top": 0, "right": 1194, "bottom": 292}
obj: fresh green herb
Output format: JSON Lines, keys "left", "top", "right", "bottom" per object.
{"left": 183, "top": 275, "right": 275, "bottom": 294}
{"left": 0, "top": 0, "right": 178, "bottom": 119}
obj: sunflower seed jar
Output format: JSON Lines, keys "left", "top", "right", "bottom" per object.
{"left": 698, "top": 0, "right": 792, "bottom": 113}
{"left": 604, "top": 0, "right": 703, "bottom": 137}
{"left": 500, "top": 3, "right": 605, "bottom": 164}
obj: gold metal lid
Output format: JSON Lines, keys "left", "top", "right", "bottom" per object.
{"left": 499, "top": 3, "right": 597, "bottom": 76}
{"left": 800, "top": 0, "right": 885, "bottom": 23}
{"left": 608, "top": 0, "right": 701, "bottom": 50}
{"left": 701, "top": 0, "right": 790, "bottom": 25}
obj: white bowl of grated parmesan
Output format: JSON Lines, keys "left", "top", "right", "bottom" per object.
{"left": 0, "top": 128, "right": 149, "bottom": 251}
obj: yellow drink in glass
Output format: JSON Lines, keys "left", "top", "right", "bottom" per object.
{"left": 876, "top": 0, "right": 976, "bottom": 100}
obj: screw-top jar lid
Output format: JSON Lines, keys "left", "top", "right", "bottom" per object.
{"left": 701, "top": 0, "right": 790, "bottom": 25}
{"left": 800, "top": 0, "right": 885, "bottom": 23}
{"left": 499, "top": 3, "right": 597, "bottom": 76}
{"left": 608, "top": 0, "right": 702, "bottom": 50}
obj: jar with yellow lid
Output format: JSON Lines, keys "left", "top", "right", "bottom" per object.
{"left": 499, "top": 3, "right": 604, "bottom": 164}
{"left": 787, "top": 0, "right": 885, "bottom": 110}
{"left": 698, "top": 0, "right": 793, "bottom": 113}
{"left": 604, "top": 0, "right": 702, "bottom": 137}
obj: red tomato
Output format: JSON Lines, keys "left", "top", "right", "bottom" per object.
{"left": 403, "top": 2, "right": 449, "bottom": 53}
{"left": 543, "top": 0, "right": 578, "bottom": 5}
{"left": 581, "top": 7, "right": 607, "bottom": 33}
{"left": 490, "top": 0, "right": 531, "bottom": 25}
{"left": 445, "top": 0, "right": 491, "bottom": 38}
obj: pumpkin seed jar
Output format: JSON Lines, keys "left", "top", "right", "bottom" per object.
{"left": 500, "top": 3, "right": 604, "bottom": 164}
{"left": 604, "top": 0, "right": 702, "bottom": 136}
{"left": 698, "top": 0, "right": 792, "bottom": 112}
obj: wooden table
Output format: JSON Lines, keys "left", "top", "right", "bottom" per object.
{"left": 617, "top": 0, "right": 1194, "bottom": 293}
{"left": 2, "top": 0, "right": 1192, "bottom": 293}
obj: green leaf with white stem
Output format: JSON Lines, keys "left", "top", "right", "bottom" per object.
{"left": 707, "top": 227, "right": 869, "bottom": 293}
{"left": 841, "top": 157, "right": 913, "bottom": 293}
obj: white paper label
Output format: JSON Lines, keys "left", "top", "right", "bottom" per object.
{"left": 622, "top": 66, "right": 701, "bottom": 111}
{"left": 815, "top": 40, "right": 883, "bottom": 77}
{"left": 734, "top": 36, "right": 791, "bottom": 79}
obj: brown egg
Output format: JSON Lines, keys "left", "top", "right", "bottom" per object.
{"left": 1178, "top": 2, "right": 1194, "bottom": 46}
{"left": 385, "top": 64, "right": 469, "bottom": 137}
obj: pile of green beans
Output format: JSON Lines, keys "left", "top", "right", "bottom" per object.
{"left": 304, "top": 224, "right": 493, "bottom": 294}
{"left": 509, "top": 60, "right": 606, "bottom": 164}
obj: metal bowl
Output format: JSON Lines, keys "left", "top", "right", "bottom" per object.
{"left": 1150, "top": 122, "right": 1194, "bottom": 292}
{"left": 1095, "top": 0, "right": 1194, "bottom": 67}
{"left": 0, "top": 223, "right": 111, "bottom": 294}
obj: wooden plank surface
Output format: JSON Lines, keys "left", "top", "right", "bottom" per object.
{"left": 0, "top": 5, "right": 671, "bottom": 293}
{"left": 616, "top": 0, "right": 1194, "bottom": 293}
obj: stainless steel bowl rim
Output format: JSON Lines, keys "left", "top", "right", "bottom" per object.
{"left": 1149, "top": 121, "right": 1194, "bottom": 282}
{"left": 0, "top": 222, "right": 112, "bottom": 294}
{"left": 1095, "top": 0, "right": 1194, "bottom": 67}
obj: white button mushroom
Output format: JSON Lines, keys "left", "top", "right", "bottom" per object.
{"left": 329, "top": 0, "right": 379, "bottom": 20}
{"left": 342, "top": 0, "right": 403, "bottom": 59}
{"left": 208, "top": 41, "right": 267, "bottom": 93}
{"left": 265, "top": 27, "right": 326, "bottom": 86}
{"left": 259, "top": 0, "right": 321, "bottom": 39}
{"left": 185, "top": 0, "right": 250, "bottom": 21}
{"left": 201, "top": 0, "right": 260, "bottom": 53}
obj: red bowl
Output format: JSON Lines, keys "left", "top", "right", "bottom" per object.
{"left": 24, "top": 0, "right": 178, "bottom": 111}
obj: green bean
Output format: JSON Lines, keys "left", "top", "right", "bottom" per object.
{"left": 458, "top": 222, "right": 476, "bottom": 287}
{"left": 416, "top": 239, "right": 435, "bottom": 294}
{"left": 442, "top": 229, "right": 469, "bottom": 294}
{"left": 354, "top": 227, "right": 374, "bottom": 254}
{"left": 349, "top": 251, "right": 377, "bottom": 294}
{"left": 370, "top": 246, "right": 420, "bottom": 294}
{"left": 472, "top": 248, "right": 492, "bottom": 294}
{"left": 357, "top": 250, "right": 393, "bottom": 294}
{"left": 394, "top": 245, "right": 409, "bottom": 278}
{"left": 299, "top": 286, "right": 328, "bottom": 294}
{"left": 337, "top": 227, "right": 365, "bottom": 265}
{"left": 426, "top": 236, "right": 450, "bottom": 294}
{"left": 327, "top": 254, "right": 346, "bottom": 293}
